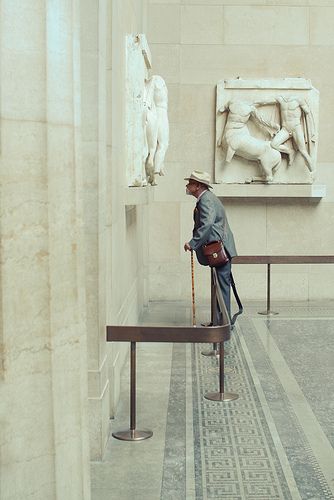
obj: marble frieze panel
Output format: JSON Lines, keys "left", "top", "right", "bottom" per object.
{"left": 126, "top": 34, "right": 169, "bottom": 187}
{"left": 215, "top": 78, "right": 319, "bottom": 185}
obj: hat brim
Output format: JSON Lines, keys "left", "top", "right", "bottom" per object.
{"left": 184, "top": 177, "right": 212, "bottom": 189}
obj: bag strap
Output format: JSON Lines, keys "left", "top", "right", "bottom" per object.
{"left": 230, "top": 271, "right": 243, "bottom": 326}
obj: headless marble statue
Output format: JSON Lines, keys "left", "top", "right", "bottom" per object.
{"left": 143, "top": 75, "right": 169, "bottom": 186}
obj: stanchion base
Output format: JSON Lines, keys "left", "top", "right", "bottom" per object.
{"left": 204, "top": 391, "right": 239, "bottom": 402}
{"left": 258, "top": 310, "right": 279, "bottom": 316}
{"left": 201, "top": 349, "right": 219, "bottom": 357}
{"left": 112, "top": 429, "right": 153, "bottom": 441}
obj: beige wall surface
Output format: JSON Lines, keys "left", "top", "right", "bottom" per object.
{"left": 0, "top": 1, "right": 91, "bottom": 499}
{"left": 82, "top": 0, "right": 149, "bottom": 460}
{"left": 146, "top": 0, "right": 334, "bottom": 302}
{"left": 0, "top": 5, "right": 150, "bottom": 499}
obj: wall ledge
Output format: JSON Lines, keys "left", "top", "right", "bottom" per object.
{"left": 124, "top": 186, "right": 149, "bottom": 205}
{"left": 213, "top": 183, "right": 326, "bottom": 199}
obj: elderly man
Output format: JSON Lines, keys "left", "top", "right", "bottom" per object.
{"left": 183, "top": 170, "right": 237, "bottom": 321}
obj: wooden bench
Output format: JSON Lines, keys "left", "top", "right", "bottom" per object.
{"left": 233, "top": 255, "right": 334, "bottom": 315}
{"left": 106, "top": 269, "right": 237, "bottom": 441}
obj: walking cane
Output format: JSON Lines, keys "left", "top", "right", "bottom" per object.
{"left": 191, "top": 250, "right": 196, "bottom": 326}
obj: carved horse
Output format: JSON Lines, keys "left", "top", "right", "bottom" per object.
{"left": 222, "top": 131, "right": 282, "bottom": 182}
{"left": 218, "top": 100, "right": 281, "bottom": 183}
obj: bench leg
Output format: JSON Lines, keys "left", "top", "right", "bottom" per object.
{"left": 202, "top": 269, "right": 220, "bottom": 356}
{"left": 258, "top": 263, "right": 278, "bottom": 316}
{"left": 204, "top": 342, "right": 238, "bottom": 402}
{"left": 112, "top": 342, "right": 153, "bottom": 441}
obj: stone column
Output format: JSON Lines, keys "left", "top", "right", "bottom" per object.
{"left": 0, "top": 1, "right": 90, "bottom": 499}
{"left": 80, "top": 0, "right": 111, "bottom": 460}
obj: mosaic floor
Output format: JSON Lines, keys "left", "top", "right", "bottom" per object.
{"left": 91, "top": 301, "right": 334, "bottom": 500}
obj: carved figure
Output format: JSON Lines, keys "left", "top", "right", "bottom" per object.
{"left": 218, "top": 100, "right": 281, "bottom": 183}
{"left": 143, "top": 75, "right": 169, "bottom": 186}
{"left": 271, "top": 95, "right": 316, "bottom": 178}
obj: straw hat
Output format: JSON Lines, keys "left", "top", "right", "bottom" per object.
{"left": 184, "top": 170, "right": 212, "bottom": 189}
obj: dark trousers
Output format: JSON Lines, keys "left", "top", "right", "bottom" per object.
{"left": 215, "top": 260, "right": 231, "bottom": 323}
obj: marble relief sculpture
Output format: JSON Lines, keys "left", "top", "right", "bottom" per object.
{"left": 215, "top": 79, "right": 319, "bottom": 185}
{"left": 218, "top": 99, "right": 281, "bottom": 183}
{"left": 126, "top": 34, "right": 169, "bottom": 187}
{"left": 143, "top": 75, "right": 169, "bottom": 186}
{"left": 271, "top": 96, "right": 315, "bottom": 179}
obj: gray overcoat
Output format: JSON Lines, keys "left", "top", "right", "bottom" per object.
{"left": 189, "top": 189, "right": 237, "bottom": 266}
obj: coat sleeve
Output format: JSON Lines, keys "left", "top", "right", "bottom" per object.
{"left": 189, "top": 197, "right": 216, "bottom": 250}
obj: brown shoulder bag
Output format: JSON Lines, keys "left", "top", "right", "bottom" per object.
{"left": 202, "top": 241, "right": 229, "bottom": 267}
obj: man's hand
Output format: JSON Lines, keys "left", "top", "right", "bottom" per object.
{"left": 184, "top": 242, "right": 192, "bottom": 252}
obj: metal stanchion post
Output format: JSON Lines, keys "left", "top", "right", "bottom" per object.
{"left": 258, "top": 263, "right": 278, "bottom": 316}
{"left": 202, "top": 268, "right": 220, "bottom": 357}
{"left": 112, "top": 342, "right": 153, "bottom": 441}
{"left": 204, "top": 342, "right": 238, "bottom": 402}
{"left": 201, "top": 267, "right": 214, "bottom": 328}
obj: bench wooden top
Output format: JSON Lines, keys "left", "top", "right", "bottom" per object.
{"left": 106, "top": 324, "right": 230, "bottom": 343}
{"left": 233, "top": 256, "right": 334, "bottom": 264}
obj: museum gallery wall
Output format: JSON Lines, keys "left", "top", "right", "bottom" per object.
{"left": 144, "top": 1, "right": 334, "bottom": 303}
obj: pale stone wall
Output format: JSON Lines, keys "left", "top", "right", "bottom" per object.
{"left": 0, "top": 3, "right": 150, "bottom": 500}
{"left": 0, "top": 1, "right": 91, "bottom": 499}
{"left": 146, "top": 0, "right": 334, "bottom": 302}
{"left": 81, "top": 0, "right": 148, "bottom": 460}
